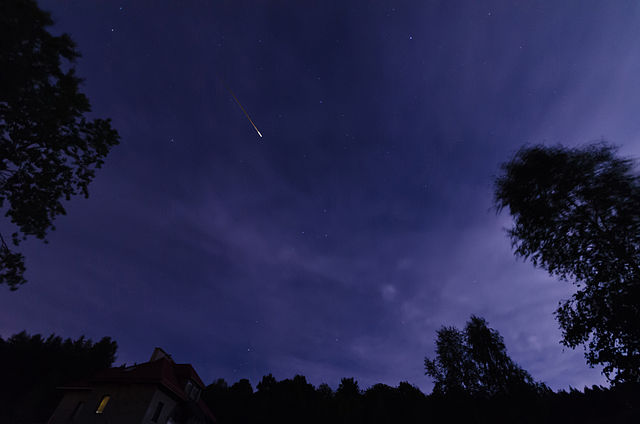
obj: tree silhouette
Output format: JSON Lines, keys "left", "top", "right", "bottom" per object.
{"left": 425, "top": 315, "right": 543, "bottom": 397}
{"left": 336, "top": 377, "right": 361, "bottom": 398}
{"left": 0, "top": 0, "right": 119, "bottom": 289}
{"left": 200, "top": 373, "right": 639, "bottom": 424}
{"left": 424, "top": 325, "right": 477, "bottom": 395}
{"left": 465, "top": 316, "right": 543, "bottom": 396}
{"left": 202, "top": 378, "right": 230, "bottom": 422}
{"left": 316, "top": 382, "right": 333, "bottom": 399}
{"left": 256, "top": 373, "right": 277, "bottom": 393}
{"left": 335, "top": 377, "right": 362, "bottom": 424}
{"left": 229, "top": 379, "right": 253, "bottom": 424}
{"left": 494, "top": 143, "right": 640, "bottom": 383}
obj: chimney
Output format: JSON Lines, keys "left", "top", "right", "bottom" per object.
{"left": 150, "top": 347, "right": 174, "bottom": 363}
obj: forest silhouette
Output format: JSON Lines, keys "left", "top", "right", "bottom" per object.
{"left": 2, "top": 330, "right": 639, "bottom": 424}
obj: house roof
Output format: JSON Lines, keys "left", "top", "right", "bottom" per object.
{"left": 91, "top": 358, "right": 206, "bottom": 393}
{"left": 60, "top": 356, "right": 215, "bottom": 423}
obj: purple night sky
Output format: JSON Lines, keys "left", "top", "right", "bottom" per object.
{"left": 3, "top": 0, "right": 640, "bottom": 392}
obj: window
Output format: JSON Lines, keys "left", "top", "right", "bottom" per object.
{"left": 185, "top": 380, "right": 201, "bottom": 401}
{"left": 151, "top": 401, "right": 164, "bottom": 423}
{"left": 95, "top": 395, "right": 110, "bottom": 414}
{"left": 68, "top": 401, "right": 84, "bottom": 422}
{"left": 185, "top": 380, "right": 194, "bottom": 396}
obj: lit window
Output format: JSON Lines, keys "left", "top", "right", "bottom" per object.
{"left": 151, "top": 401, "right": 164, "bottom": 423}
{"left": 95, "top": 395, "right": 110, "bottom": 414}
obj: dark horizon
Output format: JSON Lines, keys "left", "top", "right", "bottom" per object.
{"left": 5, "top": 0, "right": 640, "bottom": 392}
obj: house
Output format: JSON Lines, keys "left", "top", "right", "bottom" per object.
{"left": 48, "top": 347, "right": 216, "bottom": 424}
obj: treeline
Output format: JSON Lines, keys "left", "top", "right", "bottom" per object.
{"left": 201, "top": 375, "right": 640, "bottom": 424}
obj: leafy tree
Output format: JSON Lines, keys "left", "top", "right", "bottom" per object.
{"left": 424, "top": 325, "right": 477, "bottom": 395}
{"left": 0, "top": 0, "right": 120, "bottom": 289}
{"left": 256, "top": 373, "right": 277, "bottom": 392}
{"left": 230, "top": 378, "right": 254, "bottom": 396}
{"left": 494, "top": 143, "right": 640, "bottom": 383}
{"left": 203, "top": 379, "right": 233, "bottom": 424}
{"left": 363, "top": 383, "right": 396, "bottom": 424}
{"left": 316, "top": 382, "right": 334, "bottom": 399}
{"left": 229, "top": 379, "right": 253, "bottom": 424}
{"left": 335, "top": 377, "right": 362, "bottom": 424}
{"left": 336, "top": 377, "right": 361, "bottom": 398}
{"left": 425, "top": 315, "right": 542, "bottom": 397}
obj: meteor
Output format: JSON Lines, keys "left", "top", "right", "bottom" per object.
{"left": 223, "top": 82, "right": 262, "bottom": 138}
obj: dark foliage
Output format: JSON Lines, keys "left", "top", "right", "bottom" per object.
{"left": 0, "top": 331, "right": 117, "bottom": 423}
{"left": 424, "top": 315, "right": 547, "bottom": 397}
{"left": 494, "top": 143, "right": 640, "bottom": 383}
{"left": 202, "top": 374, "right": 640, "bottom": 424}
{"left": 203, "top": 375, "right": 429, "bottom": 424}
{"left": 0, "top": 0, "right": 120, "bottom": 289}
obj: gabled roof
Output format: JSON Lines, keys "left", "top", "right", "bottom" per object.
{"left": 60, "top": 356, "right": 215, "bottom": 423}
{"left": 91, "top": 358, "right": 206, "bottom": 395}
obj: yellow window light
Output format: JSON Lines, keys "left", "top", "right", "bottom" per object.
{"left": 95, "top": 395, "right": 110, "bottom": 414}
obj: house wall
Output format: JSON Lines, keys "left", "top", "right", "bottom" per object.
{"left": 140, "top": 387, "right": 178, "bottom": 424}
{"left": 49, "top": 383, "right": 165, "bottom": 424}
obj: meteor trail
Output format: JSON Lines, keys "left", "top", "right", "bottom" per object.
{"left": 222, "top": 81, "right": 262, "bottom": 138}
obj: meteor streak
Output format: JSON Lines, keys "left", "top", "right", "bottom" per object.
{"left": 223, "top": 82, "right": 262, "bottom": 138}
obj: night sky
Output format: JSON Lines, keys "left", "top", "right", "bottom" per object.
{"left": 4, "top": 0, "right": 640, "bottom": 392}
